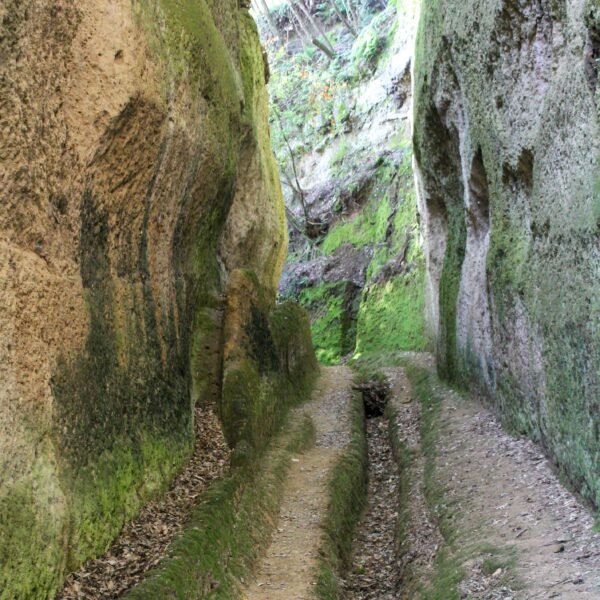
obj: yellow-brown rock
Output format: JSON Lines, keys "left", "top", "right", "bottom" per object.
{"left": 0, "top": 1, "right": 290, "bottom": 597}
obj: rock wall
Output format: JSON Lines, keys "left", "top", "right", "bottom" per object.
{"left": 271, "top": 0, "right": 427, "bottom": 363}
{"left": 0, "top": 1, "right": 301, "bottom": 597}
{"left": 414, "top": 0, "right": 600, "bottom": 506}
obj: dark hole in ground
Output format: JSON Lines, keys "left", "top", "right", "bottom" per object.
{"left": 353, "top": 379, "right": 390, "bottom": 418}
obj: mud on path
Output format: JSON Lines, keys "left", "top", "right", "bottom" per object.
{"left": 242, "top": 366, "right": 352, "bottom": 600}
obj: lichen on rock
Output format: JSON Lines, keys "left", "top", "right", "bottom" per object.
{"left": 0, "top": 1, "right": 302, "bottom": 597}
{"left": 414, "top": 0, "right": 600, "bottom": 507}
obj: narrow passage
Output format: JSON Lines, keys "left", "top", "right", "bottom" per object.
{"left": 242, "top": 366, "right": 352, "bottom": 600}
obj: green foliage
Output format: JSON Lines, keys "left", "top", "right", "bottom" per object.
{"left": 331, "top": 137, "right": 350, "bottom": 166}
{"left": 266, "top": 3, "right": 399, "bottom": 176}
{"left": 315, "top": 389, "right": 368, "bottom": 599}
{"left": 350, "top": 11, "right": 389, "bottom": 76}
{"left": 269, "top": 50, "right": 351, "bottom": 174}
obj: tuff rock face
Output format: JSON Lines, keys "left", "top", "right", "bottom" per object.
{"left": 414, "top": 0, "right": 600, "bottom": 506}
{"left": 273, "top": 0, "right": 427, "bottom": 365}
{"left": 0, "top": 1, "right": 303, "bottom": 596}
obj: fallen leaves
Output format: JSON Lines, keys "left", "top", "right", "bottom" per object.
{"left": 57, "top": 403, "right": 231, "bottom": 599}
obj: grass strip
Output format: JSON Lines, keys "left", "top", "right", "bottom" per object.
{"left": 384, "top": 396, "right": 413, "bottom": 581}
{"left": 315, "top": 388, "right": 368, "bottom": 599}
{"left": 125, "top": 413, "right": 315, "bottom": 600}
{"left": 403, "top": 361, "right": 465, "bottom": 599}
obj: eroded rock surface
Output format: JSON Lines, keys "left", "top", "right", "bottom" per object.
{"left": 0, "top": 2, "right": 305, "bottom": 597}
{"left": 414, "top": 0, "right": 600, "bottom": 507}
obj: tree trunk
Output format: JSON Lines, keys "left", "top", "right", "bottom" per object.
{"left": 256, "top": 0, "right": 280, "bottom": 38}
{"left": 312, "top": 37, "right": 336, "bottom": 60}
{"left": 272, "top": 105, "right": 311, "bottom": 231}
{"left": 294, "top": 0, "right": 336, "bottom": 54}
{"left": 340, "top": 0, "right": 359, "bottom": 28}
{"left": 288, "top": 2, "right": 313, "bottom": 48}
{"left": 328, "top": 0, "right": 357, "bottom": 37}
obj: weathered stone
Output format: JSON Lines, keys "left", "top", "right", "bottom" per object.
{"left": 414, "top": 0, "right": 600, "bottom": 507}
{"left": 0, "top": 1, "right": 292, "bottom": 597}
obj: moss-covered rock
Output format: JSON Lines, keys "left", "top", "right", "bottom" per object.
{"left": 0, "top": 1, "right": 291, "bottom": 597}
{"left": 296, "top": 281, "right": 360, "bottom": 365}
{"left": 414, "top": 0, "right": 600, "bottom": 506}
{"left": 221, "top": 270, "right": 318, "bottom": 453}
{"left": 355, "top": 265, "right": 427, "bottom": 356}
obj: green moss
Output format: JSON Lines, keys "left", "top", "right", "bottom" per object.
{"left": 125, "top": 409, "right": 316, "bottom": 600}
{"left": 269, "top": 301, "right": 319, "bottom": 384}
{"left": 48, "top": 190, "right": 194, "bottom": 573}
{"left": 0, "top": 446, "right": 67, "bottom": 600}
{"left": 221, "top": 360, "right": 272, "bottom": 451}
{"left": 136, "top": 0, "right": 240, "bottom": 108}
{"left": 315, "top": 388, "right": 368, "bottom": 599}
{"left": 402, "top": 362, "right": 465, "bottom": 598}
{"left": 65, "top": 435, "right": 190, "bottom": 569}
{"left": 221, "top": 293, "right": 318, "bottom": 451}
{"left": 3, "top": 3, "right": 289, "bottom": 598}
{"left": 386, "top": 391, "right": 415, "bottom": 588}
{"left": 414, "top": 0, "right": 600, "bottom": 508}
{"left": 437, "top": 205, "right": 467, "bottom": 382}
{"left": 298, "top": 282, "right": 359, "bottom": 364}
{"left": 392, "top": 359, "right": 523, "bottom": 597}
{"left": 322, "top": 195, "right": 392, "bottom": 255}
{"left": 487, "top": 212, "right": 531, "bottom": 294}
{"left": 293, "top": 142, "right": 427, "bottom": 364}
{"left": 355, "top": 265, "right": 427, "bottom": 356}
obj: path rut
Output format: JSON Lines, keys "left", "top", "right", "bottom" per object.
{"left": 396, "top": 355, "right": 600, "bottom": 599}
{"left": 242, "top": 366, "right": 352, "bottom": 600}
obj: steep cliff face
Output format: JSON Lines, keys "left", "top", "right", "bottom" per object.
{"left": 414, "top": 0, "right": 600, "bottom": 506}
{"left": 267, "top": 0, "right": 426, "bottom": 364}
{"left": 0, "top": 1, "right": 306, "bottom": 597}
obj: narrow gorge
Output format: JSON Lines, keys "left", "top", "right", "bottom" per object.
{"left": 1, "top": 1, "right": 599, "bottom": 599}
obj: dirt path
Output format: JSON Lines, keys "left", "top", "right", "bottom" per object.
{"left": 242, "top": 366, "right": 352, "bottom": 600}
{"left": 391, "top": 355, "right": 600, "bottom": 599}
{"left": 339, "top": 356, "right": 600, "bottom": 599}
{"left": 58, "top": 357, "right": 600, "bottom": 600}
{"left": 435, "top": 376, "right": 600, "bottom": 599}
